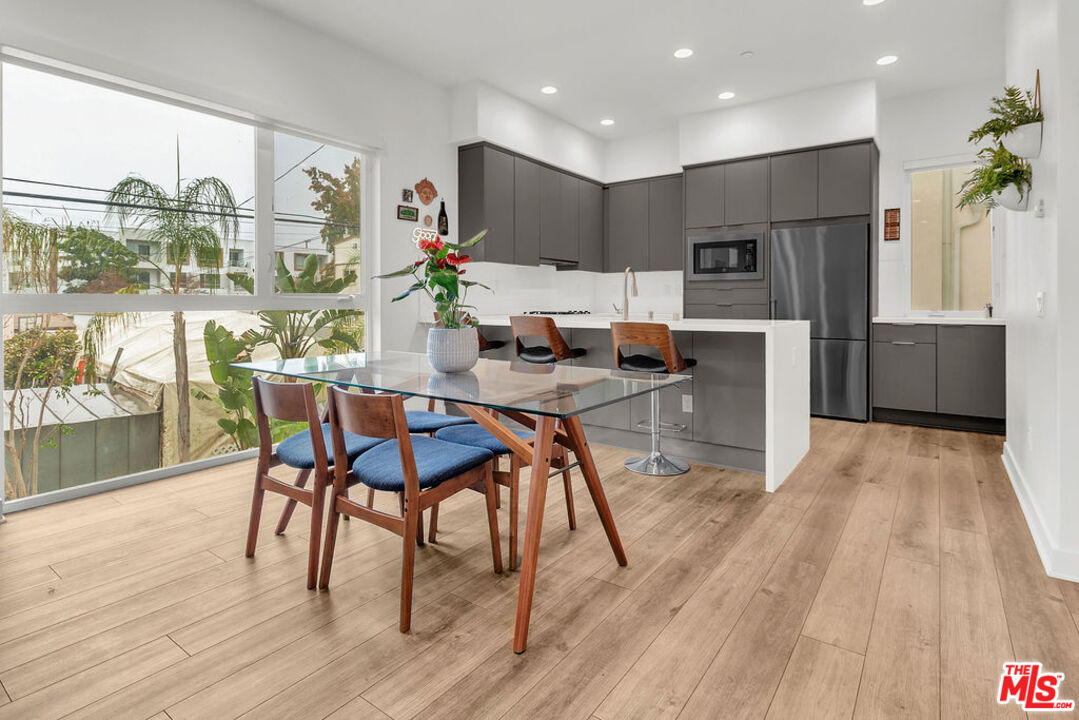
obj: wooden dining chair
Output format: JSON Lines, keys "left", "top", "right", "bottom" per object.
{"left": 509, "top": 315, "right": 586, "bottom": 363}
{"left": 246, "top": 377, "right": 386, "bottom": 589}
{"left": 319, "top": 387, "right": 503, "bottom": 632}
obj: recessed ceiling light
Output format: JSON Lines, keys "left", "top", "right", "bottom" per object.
{"left": 876, "top": 54, "right": 898, "bottom": 65}
{"left": 540, "top": 85, "right": 558, "bottom": 94}
{"left": 600, "top": 118, "right": 615, "bottom": 126}
{"left": 718, "top": 91, "right": 736, "bottom": 100}
{"left": 673, "top": 48, "right": 694, "bottom": 59}
{"left": 863, "top": 0, "right": 886, "bottom": 5}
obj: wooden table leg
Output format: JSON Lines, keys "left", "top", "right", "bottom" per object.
{"left": 513, "top": 415, "right": 556, "bottom": 654}
{"left": 564, "top": 415, "right": 627, "bottom": 567}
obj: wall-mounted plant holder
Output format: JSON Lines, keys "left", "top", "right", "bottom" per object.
{"left": 994, "top": 185, "right": 1029, "bottom": 212}
{"left": 1002, "top": 70, "right": 1043, "bottom": 159}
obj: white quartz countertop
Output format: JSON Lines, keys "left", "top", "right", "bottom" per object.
{"left": 470, "top": 313, "right": 809, "bottom": 334}
{"left": 873, "top": 316, "right": 1006, "bottom": 326}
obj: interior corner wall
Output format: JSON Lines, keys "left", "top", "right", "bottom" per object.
{"left": 604, "top": 127, "right": 682, "bottom": 183}
{"left": 0, "top": 0, "right": 456, "bottom": 355}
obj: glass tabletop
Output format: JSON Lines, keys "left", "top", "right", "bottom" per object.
{"left": 233, "top": 350, "right": 690, "bottom": 419}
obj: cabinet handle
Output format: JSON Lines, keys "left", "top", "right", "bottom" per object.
{"left": 891, "top": 341, "right": 915, "bottom": 346}
{"left": 892, "top": 322, "right": 916, "bottom": 326}
{"left": 715, "top": 302, "right": 735, "bottom": 307}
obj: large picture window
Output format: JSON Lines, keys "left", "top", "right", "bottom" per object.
{"left": 1, "top": 59, "right": 371, "bottom": 507}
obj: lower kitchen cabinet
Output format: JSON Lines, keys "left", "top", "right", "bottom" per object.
{"left": 628, "top": 332, "right": 694, "bottom": 438}
{"left": 570, "top": 328, "right": 631, "bottom": 431}
{"left": 937, "top": 325, "right": 1006, "bottom": 419}
{"left": 691, "top": 333, "right": 766, "bottom": 451}
{"left": 872, "top": 340, "right": 936, "bottom": 413}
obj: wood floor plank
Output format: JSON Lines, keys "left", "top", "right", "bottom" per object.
{"left": 888, "top": 455, "right": 940, "bottom": 566}
{"left": 325, "top": 697, "right": 392, "bottom": 720}
{"left": 939, "top": 430, "right": 988, "bottom": 535}
{"left": 765, "top": 636, "right": 863, "bottom": 720}
{"left": 863, "top": 423, "right": 912, "bottom": 488}
{"left": 940, "top": 527, "right": 1024, "bottom": 719}
{"left": 908, "top": 426, "right": 942, "bottom": 460}
{"left": 854, "top": 555, "right": 940, "bottom": 720}
{"left": 802, "top": 481, "right": 898, "bottom": 654}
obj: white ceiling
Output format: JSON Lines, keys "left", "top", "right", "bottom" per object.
{"left": 247, "top": 0, "right": 1005, "bottom": 138}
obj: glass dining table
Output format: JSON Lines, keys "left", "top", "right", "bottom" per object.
{"left": 234, "top": 350, "right": 689, "bottom": 652}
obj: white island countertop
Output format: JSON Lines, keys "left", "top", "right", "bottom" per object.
{"left": 873, "top": 316, "right": 1006, "bottom": 326}
{"left": 473, "top": 313, "right": 809, "bottom": 334}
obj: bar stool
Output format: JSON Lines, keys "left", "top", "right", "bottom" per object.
{"left": 509, "top": 315, "right": 586, "bottom": 364}
{"left": 610, "top": 322, "right": 696, "bottom": 476}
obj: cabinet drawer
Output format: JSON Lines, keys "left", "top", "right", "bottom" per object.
{"left": 872, "top": 340, "right": 936, "bottom": 413}
{"left": 684, "top": 287, "right": 769, "bottom": 306}
{"left": 685, "top": 303, "right": 770, "bottom": 320}
{"left": 872, "top": 323, "right": 937, "bottom": 344}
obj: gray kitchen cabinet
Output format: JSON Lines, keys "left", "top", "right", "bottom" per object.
{"left": 628, "top": 332, "right": 694, "bottom": 438}
{"left": 691, "top": 332, "right": 766, "bottom": 451}
{"left": 571, "top": 328, "right": 630, "bottom": 431}
{"left": 458, "top": 145, "right": 515, "bottom": 263}
{"left": 936, "top": 325, "right": 1006, "bottom": 419}
{"left": 539, "top": 165, "right": 565, "bottom": 261}
{"left": 648, "top": 176, "right": 684, "bottom": 271}
{"left": 513, "top": 157, "right": 541, "bottom": 266}
{"left": 819, "top": 143, "right": 873, "bottom": 218}
{"left": 770, "top": 150, "right": 818, "bottom": 221}
{"left": 578, "top": 180, "right": 604, "bottom": 272}
{"left": 684, "top": 164, "right": 725, "bottom": 228}
{"left": 684, "top": 303, "right": 770, "bottom": 320}
{"left": 557, "top": 173, "right": 580, "bottom": 262}
{"left": 872, "top": 339, "right": 937, "bottom": 413}
{"left": 723, "top": 158, "right": 769, "bottom": 226}
{"left": 606, "top": 181, "right": 650, "bottom": 272}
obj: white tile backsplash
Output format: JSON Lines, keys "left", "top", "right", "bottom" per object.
{"left": 455, "top": 262, "right": 684, "bottom": 316}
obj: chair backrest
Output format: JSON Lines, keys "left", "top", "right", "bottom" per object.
{"left": 252, "top": 376, "right": 325, "bottom": 466}
{"left": 610, "top": 321, "right": 690, "bottom": 373}
{"left": 326, "top": 387, "right": 420, "bottom": 496}
{"left": 510, "top": 315, "right": 573, "bottom": 361}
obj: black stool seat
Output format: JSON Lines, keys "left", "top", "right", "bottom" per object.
{"left": 618, "top": 354, "right": 697, "bottom": 374}
{"left": 518, "top": 345, "right": 587, "bottom": 364}
{"left": 482, "top": 339, "right": 507, "bottom": 351}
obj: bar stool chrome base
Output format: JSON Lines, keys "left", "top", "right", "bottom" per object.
{"left": 624, "top": 451, "right": 689, "bottom": 476}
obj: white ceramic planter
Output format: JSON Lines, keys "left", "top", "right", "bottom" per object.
{"left": 994, "top": 184, "right": 1030, "bottom": 212}
{"left": 1002, "top": 121, "right": 1043, "bottom": 158}
{"left": 426, "top": 326, "right": 479, "bottom": 373}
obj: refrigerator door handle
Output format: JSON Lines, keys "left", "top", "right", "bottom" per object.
{"left": 770, "top": 298, "right": 777, "bottom": 319}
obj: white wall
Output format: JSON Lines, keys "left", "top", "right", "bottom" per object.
{"left": 875, "top": 80, "right": 1003, "bottom": 315}
{"left": 604, "top": 127, "right": 681, "bottom": 183}
{"left": 451, "top": 82, "right": 606, "bottom": 180}
{"left": 677, "top": 80, "right": 878, "bottom": 166}
{"left": 998, "top": 0, "right": 1079, "bottom": 580}
{"left": 0, "top": 0, "right": 456, "bottom": 354}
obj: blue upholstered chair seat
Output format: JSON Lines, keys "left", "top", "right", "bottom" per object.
{"left": 277, "top": 423, "right": 385, "bottom": 469}
{"left": 434, "top": 424, "right": 533, "bottom": 456}
{"left": 404, "top": 410, "right": 476, "bottom": 434}
{"left": 351, "top": 435, "right": 493, "bottom": 492}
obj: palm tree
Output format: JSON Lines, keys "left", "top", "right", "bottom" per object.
{"left": 106, "top": 145, "right": 239, "bottom": 463}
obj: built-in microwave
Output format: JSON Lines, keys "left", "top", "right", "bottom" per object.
{"left": 686, "top": 230, "right": 764, "bottom": 281}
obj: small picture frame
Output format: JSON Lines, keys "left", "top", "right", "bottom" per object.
{"left": 401, "top": 189, "right": 414, "bottom": 203}
{"left": 884, "top": 208, "right": 900, "bottom": 241}
{"left": 397, "top": 204, "right": 419, "bottom": 222}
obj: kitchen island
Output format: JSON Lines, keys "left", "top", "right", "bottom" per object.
{"left": 472, "top": 314, "right": 811, "bottom": 491}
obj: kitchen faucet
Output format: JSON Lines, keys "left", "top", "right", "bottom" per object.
{"left": 615, "top": 266, "right": 638, "bottom": 321}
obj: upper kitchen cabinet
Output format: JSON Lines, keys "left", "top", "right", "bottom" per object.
{"left": 606, "top": 181, "right": 649, "bottom": 271}
{"left": 578, "top": 180, "right": 604, "bottom": 272}
{"left": 770, "top": 150, "right": 818, "bottom": 222}
{"left": 539, "top": 166, "right": 579, "bottom": 263}
{"left": 722, "top": 158, "right": 768, "bottom": 226}
{"left": 818, "top": 142, "right": 873, "bottom": 218}
{"left": 458, "top": 144, "right": 515, "bottom": 263}
{"left": 648, "top": 175, "right": 684, "bottom": 271}
{"left": 513, "top": 157, "right": 541, "bottom": 266}
{"left": 684, "top": 164, "right": 725, "bottom": 228}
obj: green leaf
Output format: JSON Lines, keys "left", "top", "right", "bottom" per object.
{"left": 392, "top": 281, "right": 426, "bottom": 302}
{"left": 445, "top": 228, "right": 488, "bottom": 250}
{"left": 376, "top": 264, "right": 420, "bottom": 279}
{"left": 235, "top": 418, "right": 258, "bottom": 449}
{"left": 217, "top": 418, "right": 237, "bottom": 435}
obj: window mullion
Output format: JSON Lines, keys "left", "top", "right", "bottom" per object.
{"left": 254, "top": 126, "right": 275, "bottom": 303}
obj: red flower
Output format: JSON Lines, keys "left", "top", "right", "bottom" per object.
{"left": 436, "top": 258, "right": 447, "bottom": 269}
{"left": 413, "top": 259, "right": 425, "bottom": 267}
{"left": 457, "top": 268, "right": 466, "bottom": 275}
{"left": 457, "top": 254, "right": 472, "bottom": 264}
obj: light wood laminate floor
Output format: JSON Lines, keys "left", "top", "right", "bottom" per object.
{"left": 1, "top": 420, "right": 1078, "bottom": 719}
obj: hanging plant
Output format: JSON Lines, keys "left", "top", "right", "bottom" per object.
{"left": 957, "top": 144, "right": 1032, "bottom": 211}
{"left": 968, "top": 85, "right": 1043, "bottom": 145}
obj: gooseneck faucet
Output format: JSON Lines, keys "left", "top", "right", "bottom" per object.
{"left": 622, "top": 266, "right": 638, "bottom": 321}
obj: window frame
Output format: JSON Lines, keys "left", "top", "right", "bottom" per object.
{"left": 0, "top": 51, "right": 378, "bottom": 514}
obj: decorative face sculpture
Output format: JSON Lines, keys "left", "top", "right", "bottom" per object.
{"left": 414, "top": 177, "right": 438, "bottom": 206}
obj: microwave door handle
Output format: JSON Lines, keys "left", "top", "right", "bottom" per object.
{"left": 770, "top": 298, "right": 777, "bottom": 319}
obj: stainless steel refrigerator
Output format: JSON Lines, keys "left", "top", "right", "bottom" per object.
{"left": 770, "top": 223, "right": 869, "bottom": 421}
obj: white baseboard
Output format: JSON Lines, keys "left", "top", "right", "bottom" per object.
{"left": 1001, "top": 442, "right": 1079, "bottom": 583}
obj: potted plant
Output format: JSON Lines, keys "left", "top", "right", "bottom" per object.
{"left": 957, "top": 144, "right": 1033, "bottom": 212}
{"left": 378, "top": 228, "right": 490, "bottom": 372}
{"left": 969, "top": 85, "right": 1044, "bottom": 159}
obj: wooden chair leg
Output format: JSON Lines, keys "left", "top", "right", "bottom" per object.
{"left": 509, "top": 455, "right": 521, "bottom": 571}
{"left": 245, "top": 465, "right": 267, "bottom": 558}
{"left": 400, "top": 503, "right": 419, "bottom": 632}
{"left": 416, "top": 508, "right": 425, "bottom": 547}
{"left": 366, "top": 487, "right": 375, "bottom": 508}
{"left": 562, "top": 461, "right": 577, "bottom": 531}
{"left": 275, "top": 468, "right": 311, "bottom": 535}
{"left": 318, "top": 494, "right": 342, "bottom": 590}
{"left": 306, "top": 472, "right": 325, "bottom": 590}
{"left": 428, "top": 503, "right": 439, "bottom": 544}
{"left": 482, "top": 463, "right": 504, "bottom": 574}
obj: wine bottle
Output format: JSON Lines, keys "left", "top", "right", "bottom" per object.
{"left": 437, "top": 200, "right": 449, "bottom": 236}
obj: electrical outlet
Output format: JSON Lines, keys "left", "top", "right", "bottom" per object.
{"left": 682, "top": 394, "right": 693, "bottom": 413}
{"left": 1036, "top": 291, "right": 1046, "bottom": 318}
